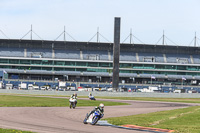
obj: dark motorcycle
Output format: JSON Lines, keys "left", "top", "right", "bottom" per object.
{"left": 83, "top": 110, "right": 103, "bottom": 125}
{"left": 89, "top": 96, "right": 96, "bottom": 100}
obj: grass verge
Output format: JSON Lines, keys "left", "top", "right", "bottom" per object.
{"left": 104, "top": 106, "right": 200, "bottom": 133}
{"left": 2, "top": 94, "right": 200, "bottom": 103}
{"left": 0, "top": 128, "right": 34, "bottom": 133}
{"left": 0, "top": 95, "right": 128, "bottom": 107}
{"left": 94, "top": 96, "right": 200, "bottom": 103}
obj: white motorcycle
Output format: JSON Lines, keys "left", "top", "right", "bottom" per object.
{"left": 69, "top": 98, "right": 77, "bottom": 109}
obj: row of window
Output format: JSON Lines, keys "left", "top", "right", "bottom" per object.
{"left": 1, "top": 65, "right": 200, "bottom": 76}
{"left": 0, "top": 59, "right": 111, "bottom": 67}
{"left": 1, "top": 58, "right": 200, "bottom": 75}
{"left": 0, "top": 59, "right": 200, "bottom": 71}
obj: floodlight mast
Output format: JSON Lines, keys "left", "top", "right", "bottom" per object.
{"left": 162, "top": 30, "right": 165, "bottom": 45}
{"left": 194, "top": 32, "right": 196, "bottom": 47}
{"left": 112, "top": 17, "right": 121, "bottom": 92}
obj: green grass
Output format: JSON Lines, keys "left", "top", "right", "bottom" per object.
{"left": 2, "top": 94, "right": 200, "bottom": 103}
{"left": 94, "top": 96, "right": 200, "bottom": 103}
{"left": 105, "top": 106, "right": 200, "bottom": 133}
{"left": 0, "top": 128, "right": 34, "bottom": 133}
{"left": 0, "top": 95, "right": 128, "bottom": 107}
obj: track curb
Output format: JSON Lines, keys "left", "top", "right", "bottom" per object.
{"left": 97, "top": 121, "right": 174, "bottom": 133}
{"left": 122, "top": 125, "right": 174, "bottom": 133}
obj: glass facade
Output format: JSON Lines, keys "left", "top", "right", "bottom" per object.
{"left": 0, "top": 58, "right": 200, "bottom": 76}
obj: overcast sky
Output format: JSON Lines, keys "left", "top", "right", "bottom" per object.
{"left": 0, "top": 0, "right": 200, "bottom": 46}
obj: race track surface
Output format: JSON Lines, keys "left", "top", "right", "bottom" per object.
{"left": 0, "top": 98, "right": 198, "bottom": 133}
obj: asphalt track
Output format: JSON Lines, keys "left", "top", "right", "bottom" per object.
{"left": 0, "top": 97, "right": 199, "bottom": 133}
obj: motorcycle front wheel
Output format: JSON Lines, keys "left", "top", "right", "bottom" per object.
{"left": 69, "top": 102, "right": 72, "bottom": 109}
{"left": 91, "top": 116, "right": 99, "bottom": 125}
{"left": 73, "top": 103, "right": 76, "bottom": 109}
{"left": 83, "top": 118, "right": 88, "bottom": 124}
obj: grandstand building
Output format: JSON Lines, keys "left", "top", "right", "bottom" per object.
{"left": 0, "top": 38, "right": 200, "bottom": 88}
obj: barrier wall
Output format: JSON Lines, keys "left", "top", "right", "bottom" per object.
{"left": 0, "top": 89, "right": 200, "bottom": 98}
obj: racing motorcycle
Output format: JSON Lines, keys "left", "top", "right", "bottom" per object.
{"left": 89, "top": 96, "right": 96, "bottom": 100}
{"left": 69, "top": 98, "right": 77, "bottom": 109}
{"left": 83, "top": 110, "right": 103, "bottom": 125}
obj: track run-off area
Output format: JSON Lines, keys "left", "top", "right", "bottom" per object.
{"left": 0, "top": 90, "right": 200, "bottom": 133}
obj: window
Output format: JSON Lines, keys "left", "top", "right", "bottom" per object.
{"left": 65, "top": 62, "right": 75, "bottom": 66}
{"left": 88, "top": 62, "right": 98, "bottom": 67}
{"left": 9, "top": 59, "right": 19, "bottom": 64}
{"left": 42, "top": 67, "right": 52, "bottom": 71}
{"left": 187, "top": 66, "right": 198, "bottom": 71}
{"left": 87, "top": 68, "right": 107, "bottom": 72}
{"left": 76, "top": 62, "right": 86, "bottom": 66}
{"left": 120, "top": 70, "right": 130, "bottom": 73}
{"left": 31, "top": 67, "right": 41, "bottom": 70}
{"left": 165, "top": 65, "right": 176, "bottom": 70}
{"left": 133, "top": 64, "right": 143, "bottom": 69}
{"left": 177, "top": 66, "right": 186, "bottom": 70}
{"left": 65, "top": 68, "right": 75, "bottom": 71}
{"left": 120, "top": 63, "right": 132, "bottom": 68}
{"left": 143, "top": 64, "right": 154, "bottom": 69}
{"left": 155, "top": 65, "right": 165, "bottom": 69}
{"left": 0, "top": 65, "right": 10, "bottom": 68}
{"left": 32, "top": 60, "right": 41, "bottom": 65}
{"left": 42, "top": 60, "right": 53, "bottom": 65}
{"left": 99, "top": 63, "right": 110, "bottom": 67}
{"left": 20, "top": 60, "right": 31, "bottom": 64}
{"left": 18, "top": 66, "right": 31, "bottom": 70}
{"left": 54, "top": 61, "right": 65, "bottom": 66}
{"left": 0, "top": 59, "right": 9, "bottom": 63}
{"left": 76, "top": 68, "right": 87, "bottom": 72}
{"left": 54, "top": 67, "right": 65, "bottom": 71}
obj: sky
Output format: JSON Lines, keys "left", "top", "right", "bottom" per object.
{"left": 0, "top": 0, "right": 200, "bottom": 46}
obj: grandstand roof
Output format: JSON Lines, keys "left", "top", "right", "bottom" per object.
{"left": 0, "top": 39, "right": 199, "bottom": 55}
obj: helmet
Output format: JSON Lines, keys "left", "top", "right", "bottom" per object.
{"left": 74, "top": 93, "right": 77, "bottom": 96}
{"left": 99, "top": 103, "right": 104, "bottom": 110}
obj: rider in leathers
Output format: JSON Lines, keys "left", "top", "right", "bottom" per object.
{"left": 88, "top": 103, "right": 104, "bottom": 118}
{"left": 70, "top": 93, "right": 77, "bottom": 105}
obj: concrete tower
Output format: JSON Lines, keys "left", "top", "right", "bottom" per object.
{"left": 112, "top": 17, "right": 121, "bottom": 91}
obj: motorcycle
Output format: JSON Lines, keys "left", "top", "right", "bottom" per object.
{"left": 69, "top": 98, "right": 77, "bottom": 109}
{"left": 89, "top": 96, "right": 96, "bottom": 100}
{"left": 83, "top": 110, "right": 103, "bottom": 125}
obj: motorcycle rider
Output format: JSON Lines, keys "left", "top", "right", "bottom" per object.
{"left": 88, "top": 92, "right": 93, "bottom": 98}
{"left": 70, "top": 93, "right": 77, "bottom": 105}
{"left": 88, "top": 103, "right": 104, "bottom": 118}
{"left": 89, "top": 92, "right": 92, "bottom": 96}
